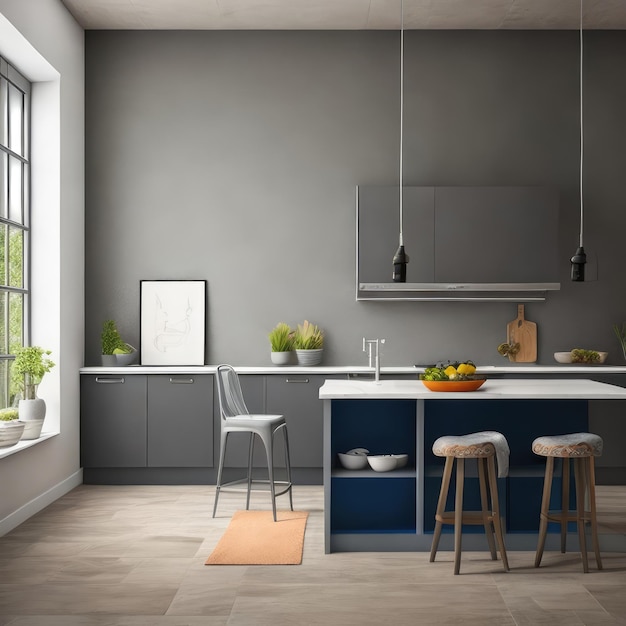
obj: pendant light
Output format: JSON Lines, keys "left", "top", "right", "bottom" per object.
{"left": 392, "top": 0, "right": 409, "bottom": 282}
{"left": 570, "top": 0, "right": 586, "bottom": 282}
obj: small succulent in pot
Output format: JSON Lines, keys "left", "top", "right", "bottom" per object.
{"left": 268, "top": 322, "right": 295, "bottom": 353}
{"left": 0, "top": 407, "right": 19, "bottom": 422}
{"left": 101, "top": 319, "right": 133, "bottom": 355}
{"left": 293, "top": 320, "right": 324, "bottom": 350}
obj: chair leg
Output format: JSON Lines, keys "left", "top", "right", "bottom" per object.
{"left": 454, "top": 458, "right": 465, "bottom": 575}
{"left": 282, "top": 425, "right": 294, "bottom": 511}
{"left": 213, "top": 430, "right": 229, "bottom": 518}
{"left": 535, "top": 456, "right": 554, "bottom": 568}
{"left": 478, "top": 457, "right": 497, "bottom": 560}
{"left": 246, "top": 433, "right": 255, "bottom": 511}
{"left": 561, "top": 457, "right": 570, "bottom": 553}
{"left": 487, "top": 455, "right": 509, "bottom": 572}
{"left": 587, "top": 457, "right": 603, "bottom": 570}
{"left": 430, "top": 456, "right": 454, "bottom": 563}
{"left": 574, "top": 458, "right": 589, "bottom": 573}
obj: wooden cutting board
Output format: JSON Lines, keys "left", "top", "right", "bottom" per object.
{"left": 506, "top": 304, "right": 537, "bottom": 363}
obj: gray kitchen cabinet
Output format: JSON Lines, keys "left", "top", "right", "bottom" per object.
{"left": 80, "top": 374, "right": 148, "bottom": 468}
{"left": 147, "top": 375, "right": 213, "bottom": 467}
{"left": 218, "top": 374, "right": 329, "bottom": 470}
{"left": 266, "top": 375, "right": 327, "bottom": 468}
{"left": 81, "top": 373, "right": 213, "bottom": 471}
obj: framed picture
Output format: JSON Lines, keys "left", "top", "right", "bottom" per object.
{"left": 140, "top": 280, "right": 207, "bottom": 366}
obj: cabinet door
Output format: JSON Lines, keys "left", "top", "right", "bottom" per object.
{"left": 80, "top": 374, "right": 147, "bottom": 468}
{"left": 147, "top": 375, "right": 213, "bottom": 467}
{"left": 266, "top": 375, "right": 327, "bottom": 468}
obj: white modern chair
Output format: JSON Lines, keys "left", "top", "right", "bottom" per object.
{"left": 213, "top": 364, "right": 293, "bottom": 521}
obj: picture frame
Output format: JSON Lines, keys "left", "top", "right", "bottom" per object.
{"left": 140, "top": 280, "right": 207, "bottom": 366}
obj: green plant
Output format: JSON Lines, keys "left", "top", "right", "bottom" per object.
{"left": 614, "top": 322, "right": 626, "bottom": 361}
{"left": 294, "top": 320, "right": 324, "bottom": 350}
{"left": 101, "top": 320, "right": 132, "bottom": 355}
{"left": 12, "top": 346, "right": 55, "bottom": 399}
{"left": 0, "top": 407, "right": 19, "bottom": 421}
{"left": 268, "top": 322, "right": 294, "bottom": 352}
{"left": 571, "top": 348, "right": 601, "bottom": 364}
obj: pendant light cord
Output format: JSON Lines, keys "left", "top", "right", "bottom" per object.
{"left": 579, "top": 0, "right": 584, "bottom": 247}
{"left": 399, "top": 0, "right": 404, "bottom": 247}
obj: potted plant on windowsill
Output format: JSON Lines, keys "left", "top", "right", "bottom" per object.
{"left": 0, "top": 407, "right": 25, "bottom": 447}
{"left": 268, "top": 322, "right": 295, "bottom": 366}
{"left": 12, "top": 346, "right": 55, "bottom": 439}
{"left": 101, "top": 319, "right": 137, "bottom": 366}
{"left": 294, "top": 320, "right": 324, "bottom": 366}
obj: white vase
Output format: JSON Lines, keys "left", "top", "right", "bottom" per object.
{"left": 20, "top": 419, "right": 44, "bottom": 440}
{"left": 271, "top": 351, "right": 293, "bottom": 366}
{"left": 19, "top": 397, "right": 46, "bottom": 421}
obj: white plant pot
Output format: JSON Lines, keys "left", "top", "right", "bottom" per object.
{"left": 0, "top": 421, "right": 26, "bottom": 447}
{"left": 295, "top": 349, "right": 323, "bottom": 366}
{"left": 270, "top": 351, "right": 293, "bottom": 366}
{"left": 19, "top": 397, "right": 46, "bottom": 421}
{"left": 20, "top": 419, "right": 44, "bottom": 440}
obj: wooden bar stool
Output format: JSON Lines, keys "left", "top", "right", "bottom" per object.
{"left": 532, "top": 432, "right": 603, "bottom": 573}
{"left": 430, "top": 431, "right": 510, "bottom": 575}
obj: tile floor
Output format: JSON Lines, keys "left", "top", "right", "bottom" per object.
{"left": 0, "top": 484, "right": 625, "bottom": 625}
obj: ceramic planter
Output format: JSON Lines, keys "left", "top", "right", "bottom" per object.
{"left": 270, "top": 351, "right": 293, "bottom": 366}
{"left": 19, "top": 397, "right": 46, "bottom": 421}
{"left": 0, "top": 421, "right": 26, "bottom": 447}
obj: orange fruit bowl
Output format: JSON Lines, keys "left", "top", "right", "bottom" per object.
{"left": 421, "top": 379, "right": 486, "bottom": 392}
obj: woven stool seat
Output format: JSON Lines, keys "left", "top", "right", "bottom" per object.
{"left": 430, "top": 431, "right": 509, "bottom": 575}
{"left": 533, "top": 432, "right": 603, "bottom": 573}
{"left": 532, "top": 432, "right": 603, "bottom": 458}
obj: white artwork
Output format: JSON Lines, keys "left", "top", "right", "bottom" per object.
{"left": 140, "top": 280, "right": 206, "bottom": 365}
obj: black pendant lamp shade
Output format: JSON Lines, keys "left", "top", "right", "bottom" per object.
{"left": 393, "top": 244, "right": 409, "bottom": 283}
{"left": 571, "top": 246, "right": 586, "bottom": 282}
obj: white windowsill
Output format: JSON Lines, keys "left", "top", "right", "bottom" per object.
{"left": 0, "top": 431, "right": 59, "bottom": 460}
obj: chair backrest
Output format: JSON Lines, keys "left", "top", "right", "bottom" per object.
{"left": 216, "top": 364, "right": 249, "bottom": 419}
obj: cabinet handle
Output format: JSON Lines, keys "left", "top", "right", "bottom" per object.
{"left": 285, "top": 378, "right": 309, "bottom": 383}
{"left": 169, "top": 377, "right": 194, "bottom": 384}
{"left": 95, "top": 377, "right": 125, "bottom": 384}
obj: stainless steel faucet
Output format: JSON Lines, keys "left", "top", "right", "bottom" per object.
{"left": 363, "top": 338, "right": 386, "bottom": 382}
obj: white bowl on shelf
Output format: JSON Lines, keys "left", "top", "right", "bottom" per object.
{"left": 554, "top": 352, "right": 573, "bottom": 363}
{"left": 367, "top": 454, "right": 397, "bottom": 472}
{"left": 337, "top": 451, "right": 369, "bottom": 470}
{"left": 391, "top": 453, "right": 408, "bottom": 468}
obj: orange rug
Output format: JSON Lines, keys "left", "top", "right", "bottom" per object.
{"left": 205, "top": 510, "right": 309, "bottom": 565}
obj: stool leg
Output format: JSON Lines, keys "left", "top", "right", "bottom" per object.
{"left": 430, "top": 456, "right": 454, "bottom": 563}
{"left": 212, "top": 430, "right": 229, "bottom": 518}
{"left": 574, "top": 458, "right": 589, "bottom": 573}
{"left": 478, "top": 457, "right": 497, "bottom": 560}
{"left": 535, "top": 456, "right": 554, "bottom": 568}
{"left": 487, "top": 455, "right": 509, "bottom": 572}
{"left": 561, "top": 457, "right": 570, "bottom": 553}
{"left": 454, "top": 458, "right": 465, "bottom": 575}
{"left": 587, "top": 457, "right": 603, "bottom": 570}
{"left": 283, "top": 425, "right": 294, "bottom": 512}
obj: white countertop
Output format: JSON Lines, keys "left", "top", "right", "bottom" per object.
{"left": 319, "top": 378, "right": 626, "bottom": 400}
{"left": 80, "top": 364, "right": 626, "bottom": 375}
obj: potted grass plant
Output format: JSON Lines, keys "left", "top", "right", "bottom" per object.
{"left": 0, "top": 407, "right": 25, "bottom": 447}
{"left": 101, "top": 319, "right": 137, "bottom": 366}
{"left": 268, "top": 322, "right": 295, "bottom": 366}
{"left": 294, "top": 320, "right": 324, "bottom": 366}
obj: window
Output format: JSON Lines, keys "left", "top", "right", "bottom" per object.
{"left": 0, "top": 56, "right": 31, "bottom": 408}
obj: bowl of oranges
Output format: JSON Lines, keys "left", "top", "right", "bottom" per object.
{"left": 419, "top": 360, "right": 485, "bottom": 392}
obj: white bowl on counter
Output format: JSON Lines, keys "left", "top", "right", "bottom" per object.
{"left": 554, "top": 351, "right": 608, "bottom": 364}
{"left": 391, "top": 453, "right": 408, "bottom": 468}
{"left": 367, "top": 454, "right": 397, "bottom": 472}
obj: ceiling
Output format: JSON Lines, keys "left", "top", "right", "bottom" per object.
{"left": 60, "top": 0, "right": 626, "bottom": 31}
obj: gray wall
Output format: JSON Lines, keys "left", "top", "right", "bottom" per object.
{"left": 85, "top": 30, "right": 626, "bottom": 368}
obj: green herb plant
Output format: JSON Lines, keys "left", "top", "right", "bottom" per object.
{"left": 12, "top": 346, "right": 55, "bottom": 399}
{"left": 101, "top": 320, "right": 132, "bottom": 355}
{"left": 268, "top": 322, "right": 294, "bottom": 353}
{"left": 293, "top": 320, "right": 324, "bottom": 350}
{"left": 0, "top": 407, "right": 19, "bottom": 421}
{"left": 613, "top": 322, "right": 626, "bottom": 361}
{"left": 570, "top": 349, "right": 601, "bottom": 364}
